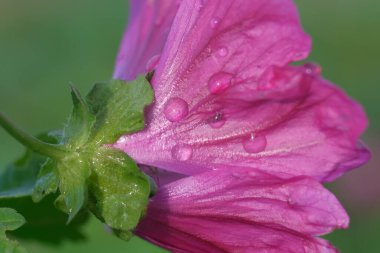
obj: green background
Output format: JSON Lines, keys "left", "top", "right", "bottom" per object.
{"left": 0, "top": 0, "right": 379, "bottom": 252}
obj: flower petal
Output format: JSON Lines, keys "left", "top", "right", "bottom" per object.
{"left": 113, "top": 0, "right": 180, "bottom": 80}
{"left": 116, "top": 65, "right": 370, "bottom": 182}
{"left": 115, "top": 0, "right": 315, "bottom": 177}
{"left": 151, "top": 0, "right": 311, "bottom": 101}
{"left": 136, "top": 169, "right": 344, "bottom": 253}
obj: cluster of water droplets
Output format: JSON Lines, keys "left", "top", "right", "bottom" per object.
{"left": 162, "top": 11, "right": 274, "bottom": 161}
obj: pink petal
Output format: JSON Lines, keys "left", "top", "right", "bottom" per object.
{"left": 116, "top": 64, "right": 369, "bottom": 182}
{"left": 113, "top": 0, "right": 180, "bottom": 80}
{"left": 151, "top": 0, "right": 311, "bottom": 100}
{"left": 115, "top": 0, "right": 313, "bottom": 176}
{"left": 136, "top": 169, "right": 345, "bottom": 253}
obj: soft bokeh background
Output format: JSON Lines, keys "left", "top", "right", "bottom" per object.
{"left": 0, "top": 0, "right": 378, "bottom": 252}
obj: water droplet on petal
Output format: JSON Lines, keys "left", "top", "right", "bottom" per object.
{"left": 217, "top": 47, "right": 228, "bottom": 57}
{"left": 304, "top": 63, "right": 321, "bottom": 75}
{"left": 210, "top": 17, "right": 221, "bottom": 28}
{"left": 208, "top": 72, "right": 233, "bottom": 94}
{"left": 164, "top": 97, "right": 189, "bottom": 122}
{"left": 172, "top": 144, "right": 193, "bottom": 161}
{"left": 243, "top": 133, "right": 267, "bottom": 153}
{"left": 116, "top": 135, "right": 127, "bottom": 144}
{"left": 208, "top": 111, "right": 226, "bottom": 128}
{"left": 145, "top": 54, "right": 160, "bottom": 72}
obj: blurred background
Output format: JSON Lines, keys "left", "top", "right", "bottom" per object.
{"left": 0, "top": 0, "right": 378, "bottom": 252}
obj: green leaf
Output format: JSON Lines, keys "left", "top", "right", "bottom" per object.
{"left": 2, "top": 196, "right": 89, "bottom": 244}
{"left": 0, "top": 132, "right": 61, "bottom": 200}
{"left": 0, "top": 208, "right": 25, "bottom": 231}
{"left": 0, "top": 241, "right": 26, "bottom": 253}
{"left": 32, "top": 159, "right": 59, "bottom": 202}
{"left": 0, "top": 151, "right": 46, "bottom": 200}
{"left": 88, "top": 147, "right": 150, "bottom": 239}
{"left": 0, "top": 208, "right": 27, "bottom": 253}
{"left": 86, "top": 76, "right": 153, "bottom": 144}
{"left": 63, "top": 85, "right": 95, "bottom": 148}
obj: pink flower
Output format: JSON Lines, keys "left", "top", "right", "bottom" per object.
{"left": 113, "top": 0, "right": 370, "bottom": 252}
{"left": 135, "top": 169, "right": 348, "bottom": 253}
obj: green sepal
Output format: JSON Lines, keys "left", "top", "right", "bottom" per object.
{"left": 88, "top": 147, "right": 150, "bottom": 240}
{"left": 54, "top": 154, "right": 91, "bottom": 223}
{"left": 1, "top": 76, "right": 154, "bottom": 236}
{"left": 32, "top": 159, "right": 59, "bottom": 202}
{"left": 51, "top": 77, "right": 153, "bottom": 224}
{"left": 0, "top": 208, "right": 27, "bottom": 253}
{"left": 86, "top": 76, "right": 153, "bottom": 144}
{"left": 63, "top": 85, "right": 95, "bottom": 148}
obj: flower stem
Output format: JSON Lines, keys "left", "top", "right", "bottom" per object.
{"left": 0, "top": 111, "right": 67, "bottom": 159}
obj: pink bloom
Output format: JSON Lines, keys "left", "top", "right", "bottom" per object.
{"left": 114, "top": 0, "right": 369, "bottom": 182}
{"left": 136, "top": 169, "right": 348, "bottom": 253}
{"left": 113, "top": 0, "right": 370, "bottom": 252}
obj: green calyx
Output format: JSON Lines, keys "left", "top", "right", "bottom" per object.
{"left": 0, "top": 76, "right": 154, "bottom": 239}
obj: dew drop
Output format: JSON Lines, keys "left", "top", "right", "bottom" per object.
{"left": 164, "top": 97, "right": 189, "bottom": 122}
{"left": 208, "top": 72, "right": 233, "bottom": 94}
{"left": 116, "top": 135, "right": 127, "bottom": 144}
{"left": 145, "top": 54, "right": 160, "bottom": 72}
{"left": 210, "top": 17, "right": 221, "bottom": 28}
{"left": 304, "top": 63, "right": 321, "bottom": 75}
{"left": 171, "top": 144, "right": 193, "bottom": 161}
{"left": 217, "top": 47, "right": 228, "bottom": 57}
{"left": 242, "top": 133, "right": 267, "bottom": 153}
{"left": 209, "top": 111, "right": 226, "bottom": 128}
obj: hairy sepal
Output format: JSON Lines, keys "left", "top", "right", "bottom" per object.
{"left": 1, "top": 76, "right": 154, "bottom": 238}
